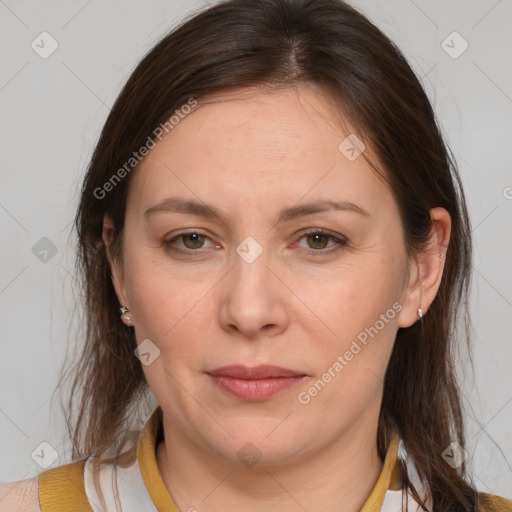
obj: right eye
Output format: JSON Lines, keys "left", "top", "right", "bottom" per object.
{"left": 164, "top": 230, "right": 218, "bottom": 255}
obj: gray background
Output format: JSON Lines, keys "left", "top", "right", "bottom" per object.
{"left": 1, "top": 0, "right": 511, "bottom": 499}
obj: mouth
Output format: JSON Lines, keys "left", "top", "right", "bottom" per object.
{"left": 207, "top": 365, "right": 307, "bottom": 401}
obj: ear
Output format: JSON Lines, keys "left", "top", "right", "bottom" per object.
{"left": 397, "top": 207, "right": 451, "bottom": 328}
{"left": 102, "top": 215, "right": 129, "bottom": 308}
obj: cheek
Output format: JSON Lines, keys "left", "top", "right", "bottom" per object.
{"left": 312, "top": 284, "right": 399, "bottom": 383}
{"left": 309, "top": 257, "right": 405, "bottom": 341}
{"left": 297, "top": 278, "right": 400, "bottom": 416}
{"left": 122, "top": 246, "right": 205, "bottom": 344}
{"left": 296, "top": 253, "right": 405, "bottom": 404}
{"left": 123, "top": 252, "right": 211, "bottom": 402}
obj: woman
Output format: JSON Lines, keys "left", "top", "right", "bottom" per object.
{"left": 1, "top": 0, "right": 510, "bottom": 510}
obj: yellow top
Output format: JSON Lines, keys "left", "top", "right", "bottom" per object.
{"left": 36, "top": 406, "right": 512, "bottom": 512}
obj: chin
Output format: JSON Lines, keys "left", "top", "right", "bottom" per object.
{"left": 201, "top": 421, "right": 312, "bottom": 468}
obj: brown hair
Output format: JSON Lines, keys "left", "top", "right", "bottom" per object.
{"left": 59, "top": 0, "right": 477, "bottom": 509}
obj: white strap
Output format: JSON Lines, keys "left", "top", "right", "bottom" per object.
{"left": 83, "top": 454, "right": 158, "bottom": 512}
{"left": 83, "top": 456, "right": 118, "bottom": 512}
{"left": 116, "top": 457, "right": 159, "bottom": 512}
{"left": 396, "top": 439, "right": 434, "bottom": 511}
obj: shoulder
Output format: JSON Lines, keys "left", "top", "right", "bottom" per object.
{"left": 37, "top": 458, "right": 92, "bottom": 511}
{"left": 0, "top": 458, "right": 92, "bottom": 512}
{"left": 0, "top": 476, "right": 40, "bottom": 512}
{"left": 478, "top": 492, "right": 512, "bottom": 512}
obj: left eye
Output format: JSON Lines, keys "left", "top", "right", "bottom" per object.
{"left": 295, "top": 229, "right": 347, "bottom": 253}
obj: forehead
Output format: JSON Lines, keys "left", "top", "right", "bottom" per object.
{"left": 127, "top": 84, "right": 393, "bottom": 217}
{"left": 173, "top": 83, "right": 350, "bottom": 154}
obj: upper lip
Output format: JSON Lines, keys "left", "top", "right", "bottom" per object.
{"left": 207, "top": 365, "right": 306, "bottom": 379}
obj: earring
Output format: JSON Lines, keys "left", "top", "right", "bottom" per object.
{"left": 119, "top": 306, "right": 133, "bottom": 326}
{"left": 417, "top": 307, "right": 423, "bottom": 320}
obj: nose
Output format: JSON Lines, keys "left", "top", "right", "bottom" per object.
{"left": 219, "top": 244, "right": 289, "bottom": 339}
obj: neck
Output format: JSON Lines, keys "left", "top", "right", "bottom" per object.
{"left": 156, "top": 419, "right": 385, "bottom": 512}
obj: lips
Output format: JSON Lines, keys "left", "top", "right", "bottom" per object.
{"left": 208, "top": 365, "right": 305, "bottom": 379}
{"left": 207, "top": 365, "right": 307, "bottom": 400}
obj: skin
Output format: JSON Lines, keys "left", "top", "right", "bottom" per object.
{"left": 103, "top": 83, "right": 451, "bottom": 512}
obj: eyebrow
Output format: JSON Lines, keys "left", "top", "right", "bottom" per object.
{"left": 143, "top": 196, "right": 369, "bottom": 225}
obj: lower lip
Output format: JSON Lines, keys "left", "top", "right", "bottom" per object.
{"left": 209, "top": 375, "right": 306, "bottom": 400}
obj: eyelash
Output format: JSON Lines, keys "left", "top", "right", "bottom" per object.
{"left": 164, "top": 228, "right": 347, "bottom": 256}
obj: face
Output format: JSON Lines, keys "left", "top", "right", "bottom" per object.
{"left": 108, "top": 83, "right": 418, "bottom": 466}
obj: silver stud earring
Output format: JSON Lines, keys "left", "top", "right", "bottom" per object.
{"left": 417, "top": 307, "right": 423, "bottom": 320}
{"left": 119, "top": 306, "right": 133, "bottom": 326}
